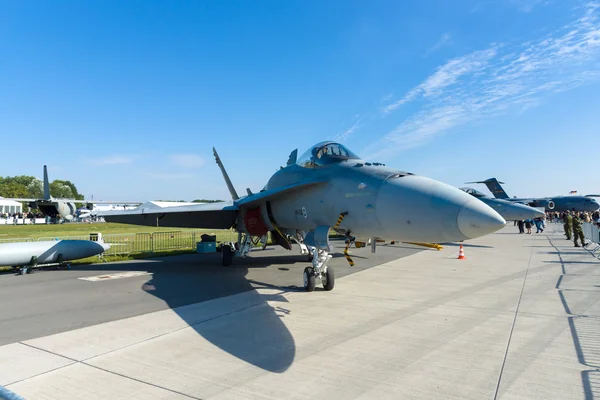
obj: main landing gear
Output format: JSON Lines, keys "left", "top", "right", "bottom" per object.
{"left": 220, "top": 232, "right": 264, "bottom": 266}
{"left": 303, "top": 246, "right": 335, "bottom": 292}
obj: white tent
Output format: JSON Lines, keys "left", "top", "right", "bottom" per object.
{"left": 0, "top": 197, "right": 23, "bottom": 215}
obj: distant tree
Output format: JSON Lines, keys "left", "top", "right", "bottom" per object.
{"left": 27, "top": 178, "right": 43, "bottom": 198}
{"left": 52, "top": 180, "right": 84, "bottom": 200}
{"left": 0, "top": 181, "right": 29, "bottom": 198}
{"left": 192, "top": 199, "right": 224, "bottom": 203}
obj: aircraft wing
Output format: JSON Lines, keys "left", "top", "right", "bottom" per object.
{"left": 235, "top": 179, "right": 328, "bottom": 207}
{"left": 81, "top": 200, "right": 142, "bottom": 204}
{"left": 98, "top": 201, "right": 238, "bottom": 229}
{"left": 96, "top": 179, "right": 327, "bottom": 229}
{"left": 1, "top": 198, "right": 38, "bottom": 202}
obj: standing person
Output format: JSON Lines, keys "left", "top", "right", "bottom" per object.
{"left": 517, "top": 220, "right": 525, "bottom": 234}
{"left": 572, "top": 212, "right": 587, "bottom": 247}
{"left": 525, "top": 218, "right": 533, "bottom": 234}
{"left": 563, "top": 210, "right": 573, "bottom": 240}
{"left": 534, "top": 217, "right": 543, "bottom": 233}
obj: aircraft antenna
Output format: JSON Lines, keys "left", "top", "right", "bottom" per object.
{"left": 212, "top": 147, "right": 239, "bottom": 201}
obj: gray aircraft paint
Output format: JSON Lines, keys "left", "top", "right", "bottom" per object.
{"left": 101, "top": 141, "right": 506, "bottom": 244}
{"left": 460, "top": 187, "right": 545, "bottom": 221}
{"left": 467, "top": 178, "right": 600, "bottom": 212}
{"left": 0, "top": 240, "right": 109, "bottom": 266}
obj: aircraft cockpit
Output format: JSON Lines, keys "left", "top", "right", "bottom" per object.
{"left": 297, "top": 141, "right": 361, "bottom": 168}
{"left": 460, "top": 187, "right": 488, "bottom": 198}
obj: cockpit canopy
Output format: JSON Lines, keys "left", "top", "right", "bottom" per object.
{"left": 297, "top": 141, "right": 361, "bottom": 168}
{"left": 460, "top": 187, "right": 488, "bottom": 198}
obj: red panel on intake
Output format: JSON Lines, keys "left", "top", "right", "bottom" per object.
{"left": 244, "top": 207, "right": 269, "bottom": 236}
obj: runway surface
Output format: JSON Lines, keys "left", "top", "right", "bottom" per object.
{"left": 0, "top": 239, "right": 422, "bottom": 346}
{"left": 2, "top": 226, "right": 599, "bottom": 399}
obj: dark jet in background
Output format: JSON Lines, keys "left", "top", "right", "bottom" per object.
{"left": 466, "top": 178, "right": 600, "bottom": 212}
{"left": 459, "top": 187, "right": 545, "bottom": 221}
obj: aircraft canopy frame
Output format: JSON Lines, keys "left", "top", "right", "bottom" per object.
{"left": 296, "top": 141, "right": 361, "bottom": 168}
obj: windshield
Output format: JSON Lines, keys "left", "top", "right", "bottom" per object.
{"left": 296, "top": 141, "right": 361, "bottom": 168}
{"left": 460, "top": 187, "right": 487, "bottom": 198}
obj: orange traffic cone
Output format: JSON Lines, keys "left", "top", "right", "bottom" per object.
{"left": 457, "top": 245, "right": 466, "bottom": 260}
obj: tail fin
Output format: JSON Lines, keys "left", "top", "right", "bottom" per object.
{"left": 212, "top": 148, "right": 239, "bottom": 201}
{"left": 465, "top": 178, "right": 509, "bottom": 199}
{"left": 43, "top": 165, "right": 51, "bottom": 200}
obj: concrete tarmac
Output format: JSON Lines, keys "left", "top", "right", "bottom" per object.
{"left": 0, "top": 239, "right": 421, "bottom": 346}
{"left": 1, "top": 226, "right": 599, "bottom": 399}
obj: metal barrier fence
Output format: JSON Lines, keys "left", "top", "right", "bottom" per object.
{"left": 544, "top": 221, "right": 600, "bottom": 259}
{"left": 31, "top": 230, "right": 239, "bottom": 257}
{"left": 583, "top": 222, "right": 600, "bottom": 259}
{"left": 0, "top": 238, "right": 35, "bottom": 244}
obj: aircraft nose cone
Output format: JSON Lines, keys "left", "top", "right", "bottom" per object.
{"left": 457, "top": 199, "right": 506, "bottom": 239}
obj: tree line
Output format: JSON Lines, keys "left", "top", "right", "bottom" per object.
{"left": 0, "top": 175, "right": 84, "bottom": 201}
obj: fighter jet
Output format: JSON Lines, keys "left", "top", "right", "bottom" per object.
{"left": 4, "top": 165, "right": 141, "bottom": 222}
{"left": 467, "top": 178, "right": 600, "bottom": 212}
{"left": 459, "top": 187, "right": 545, "bottom": 221}
{"left": 100, "top": 141, "right": 506, "bottom": 292}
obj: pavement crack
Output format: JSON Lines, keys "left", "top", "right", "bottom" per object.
{"left": 81, "top": 362, "right": 203, "bottom": 399}
{"left": 13, "top": 342, "right": 203, "bottom": 399}
{"left": 492, "top": 232, "right": 537, "bottom": 400}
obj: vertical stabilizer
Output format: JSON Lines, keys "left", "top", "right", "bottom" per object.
{"left": 466, "top": 178, "right": 509, "bottom": 199}
{"left": 43, "top": 165, "right": 51, "bottom": 200}
{"left": 212, "top": 148, "right": 239, "bottom": 200}
{"left": 483, "top": 178, "right": 509, "bottom": 199}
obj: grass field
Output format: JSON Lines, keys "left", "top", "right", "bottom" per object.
{"left": 0, "top": 222, "right": 239, "bottom": 270}
{"left": 0, "top": 222, "right": 228, "bottom": 240}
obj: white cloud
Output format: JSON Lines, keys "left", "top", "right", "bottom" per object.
{"left": 424, "top": 32, "right": 453, "bottom": 56}
{"left": 169, "top": 154, "right": 205, "bottom": 168}
{"left": 369, "top": 3, "right": 600, "bottom": 160}
{"left": 87, "top": 155, "right": 133, "bottom": 166}
{"left": 333, "top": 114, "right": 362, "bottom": 142}
{"left": 382, "top": 47, "right": 498, "bottom": 114}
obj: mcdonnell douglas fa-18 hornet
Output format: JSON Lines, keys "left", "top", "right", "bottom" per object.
{"left": 100, "top": 141, "right": 506, "bottom": 292}
{"left": 467, "top": 178, "right": 600, "bottom": 212}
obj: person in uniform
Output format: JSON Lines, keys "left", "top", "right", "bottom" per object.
{"left": 563, "top": 210, "right": 572, "bottom": 240}
{"left": 572, "top": 212, "right": 587, "bottom": 247}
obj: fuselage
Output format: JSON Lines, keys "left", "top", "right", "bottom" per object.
{"left": 262, "top": 158, "right": 505, "bottom": 243}
{"left": 0, "top": 240, "right": 109, "bottom": 266}
{"left": 35, "top": 200, "right": 77, "bottom": 220}
{"left": 511, "top": 196, "right": 599, "bottom": 212}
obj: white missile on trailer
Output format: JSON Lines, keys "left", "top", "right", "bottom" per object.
{"left": 0, "top": 240, "right": 110, "bottom": 273}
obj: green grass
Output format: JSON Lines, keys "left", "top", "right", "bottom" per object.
{"left": 0, "top": 222, "right": 214, "bottom": 239}
{"left": 0, "top": 222, "right": 342, "bottom": 271}
{"left": 0, "top": 222, "right": 238, "bottom": 269}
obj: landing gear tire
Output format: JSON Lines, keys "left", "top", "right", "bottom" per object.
{"left": 222, "top": 245, "right": 233, "bottom": 266}
{"left": 303, "top": 267, "right": 316, "bottom": 292}
{"left": 322, "top": 267, "right": 335, "bottom": 291}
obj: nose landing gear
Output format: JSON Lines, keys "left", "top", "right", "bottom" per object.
{"left": 303, "top": 246, "right": 335, "bottom": 292}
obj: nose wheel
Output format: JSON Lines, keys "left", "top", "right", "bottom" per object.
{"left": 303, "top": 247, "right": 335, "bottom": 292}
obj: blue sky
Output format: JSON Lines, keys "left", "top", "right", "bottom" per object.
{"left": 1, "top": 0, "right": 599, "bottom": 201}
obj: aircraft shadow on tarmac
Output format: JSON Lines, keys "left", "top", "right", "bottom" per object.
{"left": 79, "top": 249, "right": 307, "bottom": 373}
{"left": 67, "top": 241, "right": 402, "bottom": 373}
